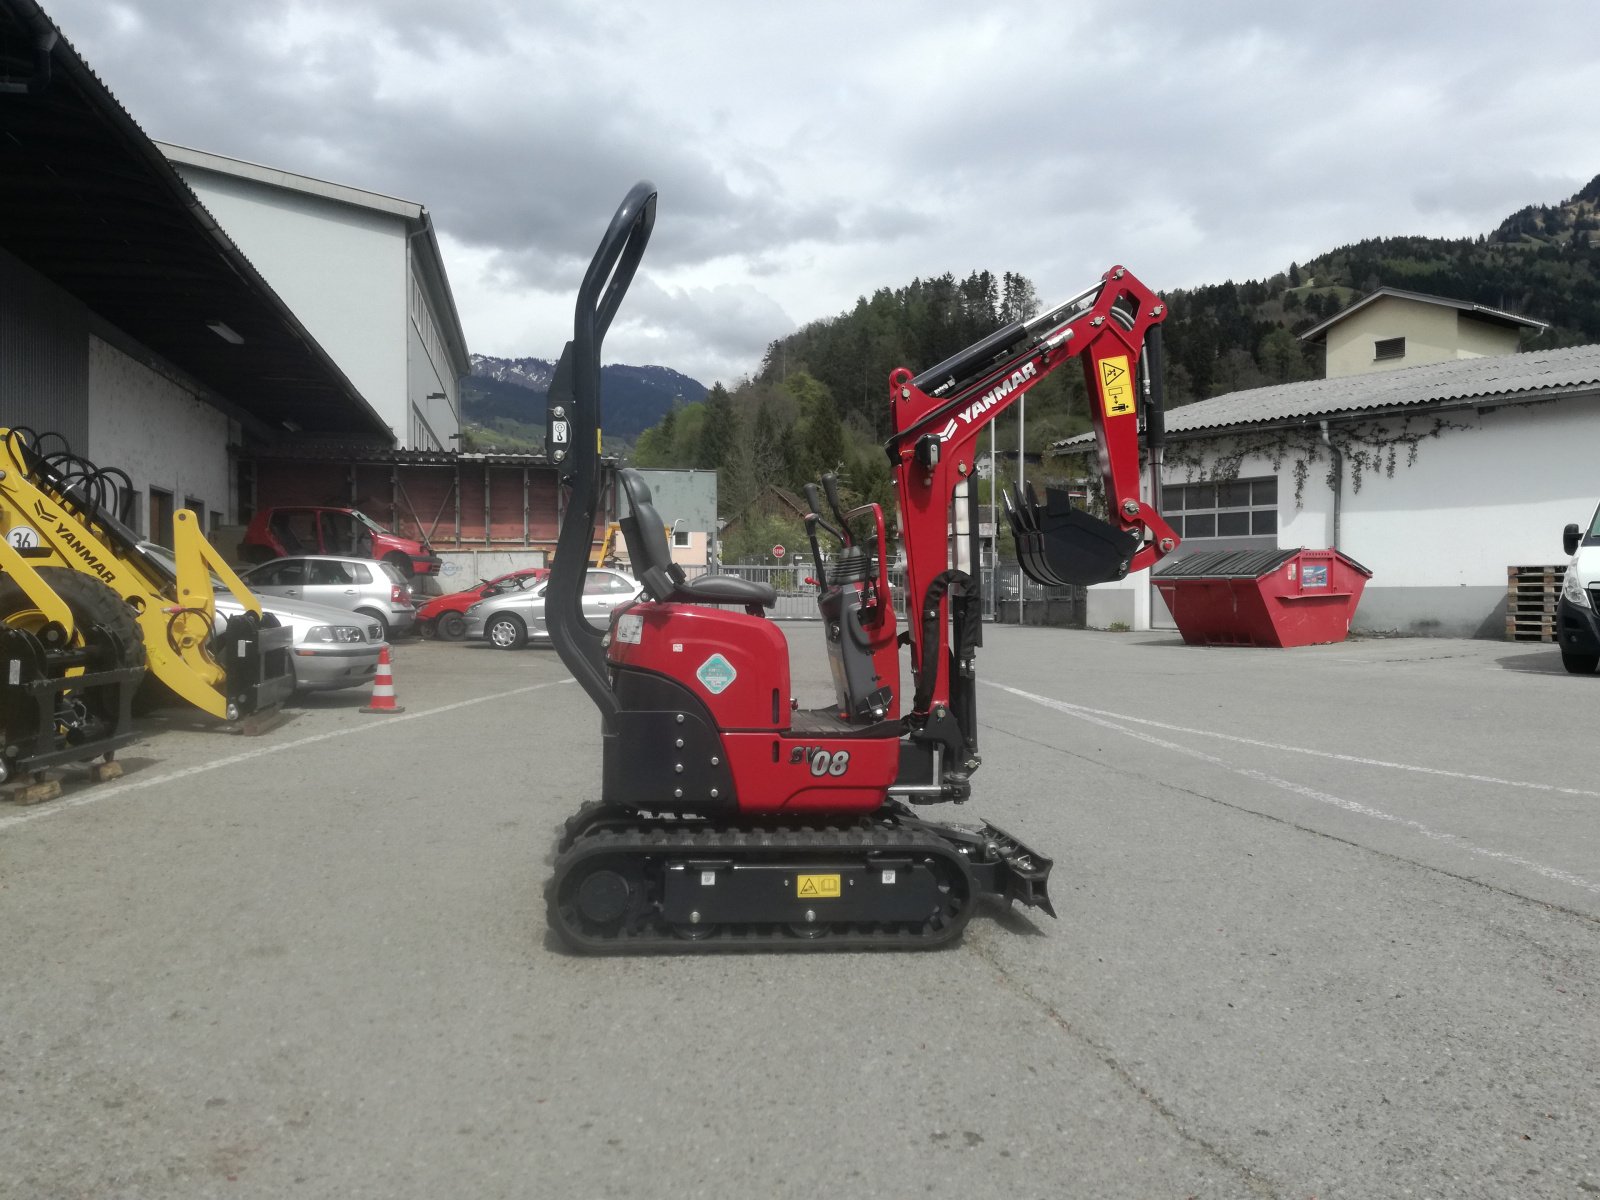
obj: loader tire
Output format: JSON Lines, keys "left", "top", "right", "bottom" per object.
{"left": 0, "top": 568, "right": 145, "bottom": 667}
{"left": 0, "top": 568, "right": 146, "bottom": 726}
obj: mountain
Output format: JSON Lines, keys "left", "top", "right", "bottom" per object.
{"left": 462, "top": 355, "right": 708, "bottom": 447}
{"left": 753, "top": 172, "right": 1600, "bottom": 429}
{"left": 1155, "top": 173, "right": 1600, "bottom": 402}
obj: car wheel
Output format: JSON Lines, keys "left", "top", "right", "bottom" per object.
{"left": 435, "top": 611, "right": 468, "bottom": 641}
{"left": 384, "top": 552, "right": 416, "bottom": 581}
{"left": 1560, "top": 649, "right": 1598, "bottom": 674}
{"left": 486, "top": 613, "right": 526, "bottom": 650}
{"left": 357, "top": 607, "right": 391, "bottom": 641}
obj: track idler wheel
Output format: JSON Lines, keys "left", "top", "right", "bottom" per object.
{"left": 575, "top": 868, "right": 633, "bottom": 926}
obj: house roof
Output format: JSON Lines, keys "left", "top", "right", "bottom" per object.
{"left": 0, "top": 0, "right": 390, "bottom": 441}
{"left": 1051, "top": 342, "right": 1600, "bottom": 450}
{"left": 157, "top": 142, "right": 472, "bottom": 378}
{"left": 1298, "top": 286, "right": 1549, "bottom": 343}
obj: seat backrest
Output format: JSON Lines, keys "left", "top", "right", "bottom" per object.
{"left": 617, "top": 469, "right": 681, "bottom": 600}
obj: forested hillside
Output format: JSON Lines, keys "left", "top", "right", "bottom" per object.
{"left": 625, "top": 173, "right": 1600, "bottom": 550}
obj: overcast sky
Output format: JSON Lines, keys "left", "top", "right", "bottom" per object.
{"left": 44, "top": 0, "right": 1600, "bottom": 388}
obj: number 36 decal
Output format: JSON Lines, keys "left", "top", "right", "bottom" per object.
{"left": 790, "top": 746, "right": 850, "bottom": 776}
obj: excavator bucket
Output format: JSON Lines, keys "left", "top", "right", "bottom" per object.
{"left": 1003, "top": 481, "right": 1140, "bottom": 587}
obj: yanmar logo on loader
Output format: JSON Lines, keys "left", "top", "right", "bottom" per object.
{"left": 55, "top": 522, "right": 116, "bottom": 584}
{"left": 935, "top": 361, "right": 1037, "bottom": 441}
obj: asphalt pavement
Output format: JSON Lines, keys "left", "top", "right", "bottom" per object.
{"left": 1, "top": 627, "right": 1596, "bottom": 1199}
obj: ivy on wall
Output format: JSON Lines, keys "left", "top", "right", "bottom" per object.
{"left": 1054, "top": 415, "right": 1473, "bottom": 510}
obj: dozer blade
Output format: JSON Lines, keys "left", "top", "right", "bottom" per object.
{"left": 1006, "top": 482, "right": 1139, "bottom": 588}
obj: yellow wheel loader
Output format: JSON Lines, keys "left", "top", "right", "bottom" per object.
{"left": 0, "top": 428, "right": 293, "bottom": 783}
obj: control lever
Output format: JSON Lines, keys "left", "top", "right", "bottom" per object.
{"left": 820, "top": 473, "right": 854, "bottom": 545}
{"left": 802, "top": 482, "right": 837, "bottom": 587}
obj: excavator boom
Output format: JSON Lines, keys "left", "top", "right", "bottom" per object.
{"left": 885, "top": 266, "right": 1179, "bottom": 721}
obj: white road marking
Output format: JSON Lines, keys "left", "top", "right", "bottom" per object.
{"left": 0, "top": 680, "right": 571, "bottom": 833}
{"left": 985, "top": 682, "right": 1600, "bottom": 800}
{"left": 986, "top": 681, "right": 1600, "bottom": 896}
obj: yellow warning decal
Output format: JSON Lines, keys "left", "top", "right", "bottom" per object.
{"left": 1098, "top": 355, "right": 1135, "bottom": 418}
{"left": 796, "top": 874, "right": 841, "bottom": 899}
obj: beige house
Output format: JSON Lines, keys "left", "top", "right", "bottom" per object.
{"left": 1300, "top": 287, "right": 1547, "bottom": 378}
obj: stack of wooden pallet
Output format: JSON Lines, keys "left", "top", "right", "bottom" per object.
{"left": 1506, "top": 563, "right": 1566, "bottom": 642}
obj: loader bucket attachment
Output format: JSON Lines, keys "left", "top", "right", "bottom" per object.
{"left": 1004, "top": 482, "right": 1140, "bottom": 587}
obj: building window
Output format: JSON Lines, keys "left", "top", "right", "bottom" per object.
{"left": 148, "top": 487, "right": 174, "bottom": 546}
{"left": 673, "top": 528, "right": 691, "bottom": 548}
{"left": 1374, "top": 336, "right": 1406, "bottom": 361}
{"left": 1163, "top": 477, "right": 1277, "bottom": 540}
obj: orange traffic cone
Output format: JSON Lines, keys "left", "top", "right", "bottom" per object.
{"left": 361, "top": 645, "right": 406, "bottom": 714}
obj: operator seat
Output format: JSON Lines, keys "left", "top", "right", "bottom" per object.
{"left": 616, "top": 469, "right": 777, "bottom": 610}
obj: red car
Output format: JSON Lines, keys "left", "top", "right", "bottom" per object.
{"left": 239, "top": 506, "right": 442, "bottom": 580}
{"left": 419, "top": 567, "right": 548, "bottom": 639}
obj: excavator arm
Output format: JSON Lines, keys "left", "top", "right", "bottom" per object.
{"left": 885, "top": 266, "right": 1179, "bottom": 732}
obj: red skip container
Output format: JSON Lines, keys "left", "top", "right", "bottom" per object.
{"left": 1153, "top": 547, "right": 1372, "bottom": 648}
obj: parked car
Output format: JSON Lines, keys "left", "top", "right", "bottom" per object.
{"left": 238, "top": 506, "right": 442, "bottom": 580}
{"left": 136, "top": 543, "right": 385, "bottom": 695}
{"left": 240, "top": 554, "right": 416, "bottom": 639}
{"left": 464, "top": 568, "right": 642, "bottom": 649}
{"left": 1559, "top": 504, "right": 1600, "bottom": 673}
{"left": 418, "top": 567, "right": 548, "bottom": 640}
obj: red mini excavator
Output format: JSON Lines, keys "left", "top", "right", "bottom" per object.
{"left": 543, "top": 182, "right": 1178, "bottom": 952}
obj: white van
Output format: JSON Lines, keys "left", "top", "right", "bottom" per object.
{"left": 1558, "top": 508, "right": 1600, "bottom": 673}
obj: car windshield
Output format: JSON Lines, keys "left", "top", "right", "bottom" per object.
{"left": 378, "top": 561, "right": 407, "bottom": 585}
{"left": 350, "top": 509, "right": 387, "bottom": 534}
{"left": 139, "top": 542, "right": 226, "bottom": 592}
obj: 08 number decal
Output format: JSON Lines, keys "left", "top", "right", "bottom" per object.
{"left": 790, "top": 745, "right": 850, "bottom": 776}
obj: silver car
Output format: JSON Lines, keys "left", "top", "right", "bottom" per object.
{"left": 241, "top": 555, "right": 416, "bottom": 639}
{"left": 464, "top": 569, "right": 642, "bottom": 649}
{"left": 137, "top": 544, "right": 385, "bottom": 694}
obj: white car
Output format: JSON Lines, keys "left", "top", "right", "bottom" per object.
{"left": 463, "top": 569, "right": 643, "bottom": 649}
{"left": 138, "top": 543, "right": 386, "bottom": 693}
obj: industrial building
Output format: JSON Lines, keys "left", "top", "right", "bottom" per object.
{"left": 1065, "top": 328, "right": 1600, "bottom": 637}
{"left": 0, "top": 0, "right": 574, "bottom": 570}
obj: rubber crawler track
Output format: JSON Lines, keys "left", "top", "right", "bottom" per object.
{"left": 545, "top": 803, "right": 983, "bottom": 954}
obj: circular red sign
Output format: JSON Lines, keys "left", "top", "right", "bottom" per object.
{"left": 772, "top": 544, "right": 786, "bottom": 558}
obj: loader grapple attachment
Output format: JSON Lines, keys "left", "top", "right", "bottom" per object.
{"left": 221, "top": 614, "right": 295, "bottom": 717}
{"left": 1004, "top": 482, "right": 1140, "bottom": 587}
{"left": 0, "top": 625, "right": 142, "bottom": 778}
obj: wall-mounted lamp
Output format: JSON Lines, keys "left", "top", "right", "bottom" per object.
{"left": 207, "top": 320, "right": 244, "bottom": 345}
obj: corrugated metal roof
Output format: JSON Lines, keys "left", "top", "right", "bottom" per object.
{"left": 1052, "top": 343, "right": 1600, "bottom": 450}
{"left": 243, "top": 442, "right": 581, "bottom": 467}
{"left": 0, "top": 0, "right": 392, "bottom": 441}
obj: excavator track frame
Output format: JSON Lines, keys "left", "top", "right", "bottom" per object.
{"left": 546, "top": 800, "right": 1051, "bottom": 953}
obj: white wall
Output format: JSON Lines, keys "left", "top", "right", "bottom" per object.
{"left": 176, "top": 168, "right": 408, "bottom": 441}
{"left": 1325, "top": 297, "right": 1520, "bottom": 378}
{"left": 406, "top": 252, "right": 460, "bottom": 446}
{"left": 1088, "top": 396, "right": 1598, "bottom": 636}
{"left": 84, "top": 336, "right": 231, "bottom": 536}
